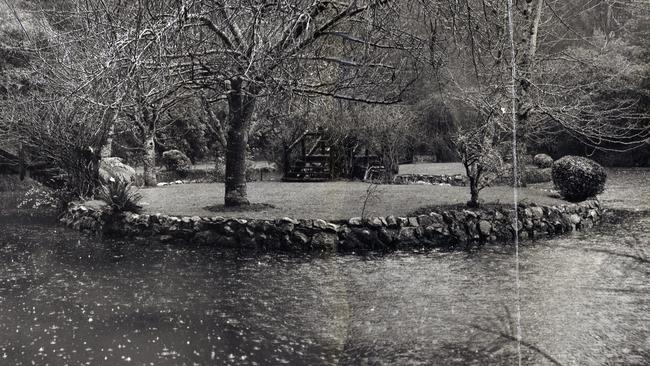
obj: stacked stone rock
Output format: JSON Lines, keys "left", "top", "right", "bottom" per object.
{"left": 392, "top": 174, "right": 468, "bottom": 186}
{"left": 62, "top": 200, "right": 602, "bottom": 253}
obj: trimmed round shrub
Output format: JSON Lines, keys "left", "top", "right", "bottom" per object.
{"left": 533, "top": 153, "right": 554, "bottom": 168}
{"left": 551, "top": 156, "right": 606, "bottom": 201}
{"left": 162, "top": 150, "right": 192, "bottom": 177}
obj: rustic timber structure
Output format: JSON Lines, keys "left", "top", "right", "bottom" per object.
{"left": 282, "top": 128, "right": 385, "bottom": 182}
{"left": 283, "top": 128, "right": 333, "bottom": 182}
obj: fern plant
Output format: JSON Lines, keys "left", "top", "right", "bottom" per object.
{"left": 97, "top": 178, "right": 143, "bottom": 213}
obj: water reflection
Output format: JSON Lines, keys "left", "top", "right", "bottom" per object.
{"left": 1, "top": 169, "right": 648, "bottom": 365}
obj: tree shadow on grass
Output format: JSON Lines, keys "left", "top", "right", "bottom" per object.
{"left": 203, "top": 203, "right": 276, "bottom": 213}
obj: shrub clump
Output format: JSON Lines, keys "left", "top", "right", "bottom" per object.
{"left": 551, "top": 156, "right": 606, "bottom": 201}
{"left": 524, "top": 168, "right": 552, "bottom": 184}
{"left": 18, "top": 186, "right": 60, "bottom": 209}
{"left": 533, "top": 153, "right": 554, "bottom": 168}
{"left": 162, "top": 150, "right": 192, "bottom": 177}
{"left": 97, "top": 179, "right": 143, "bottom": 213}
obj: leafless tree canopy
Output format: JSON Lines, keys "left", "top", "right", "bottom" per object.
{"left": 0, "top": 0, "right": 648, "bottom": 204}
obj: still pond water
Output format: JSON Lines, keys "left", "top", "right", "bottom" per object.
{"left": 1, "top": 169, "right": 648, "bottom": 365}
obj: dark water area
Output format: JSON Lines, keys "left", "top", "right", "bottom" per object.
{"left": 1, "top": 169, "right": 649, "bottom": 365}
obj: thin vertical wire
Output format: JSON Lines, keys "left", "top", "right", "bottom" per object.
{"left": 505, "top": 0, "right": 523, "bottom": 365}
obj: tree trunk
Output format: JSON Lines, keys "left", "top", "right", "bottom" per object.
{"left": 283, "top": 144, "right": 290, "bottom": 176}
{"left": 463, "top": 161, "right": 480, "bottom": 208}
{"left": 224, "top": 78, "right": 256, "bottom": 207}
{"left": 214, "top": 147, "right": 224, "bottom": 180}
{"left": 18, "top": 142, "right": 26, "bottom": 180}
{"left": 143, "top": 132, "right": 157, "bottom": 186}
{"left": 381, "top": 152, "right": 397, "bottom": 184}
{"left": 468, "top": 177, "right": 480, "bottom": 208}
{"left": 100, "top": 123, "right": 115, "bottom": 158}
{"left": 605, "top": 0, "right": 612, "bottom": 44}
{"left": 513, "top": 0, "right": 544, "bottom": 188}
{"left": 224, "top": 125, "right": 249, "bottom": 206}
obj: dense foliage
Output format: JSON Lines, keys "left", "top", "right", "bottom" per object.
{"left": 524, "top": 168, "right": 552, "bottom": 184}
{"left": 552, "top": 156, "right": 607, "bottom": 201}
{"left": 161, "top": 150, "right": 192, "bottom": 177}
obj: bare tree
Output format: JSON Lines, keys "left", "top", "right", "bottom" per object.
{"left": 421, "top": 0, "right": 649, "bottom": 204}
{"left": 92, "top": 0, "right": 189, "bottom": 186}
{"left": 1, "top": 1, "right": 123, "bottom": 197}
{"left": 357, "top": 105, "right": 414, "bottom": 182}
{"left": 167, "top": 0, "right": 424, "bottom": 206}
{"left": 456, "top": 112, "right": 506, "bottom": 207}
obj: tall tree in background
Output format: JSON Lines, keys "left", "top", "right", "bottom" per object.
{"left": 111, "top": 0, "right": 185, "bottom": 186}
{"left": 414, "top": 0, "right": 649, "bottom": 205}
{"left": 529, "top": 0, "right": 650, "bottom": 154}
{"left": 0, "top": 0, "right": 123, "bottom": 196}
{"left": 3, "top": 0, "right": 425, "bottom": 200}
{"left": 424, "top": 0, "right": 649, "bottom": 181}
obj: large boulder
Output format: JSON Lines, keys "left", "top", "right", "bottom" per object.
{"left": 533, "top": 153, "right": 554, "bottom": 168}
{"left": 552, "top": 156, "right": 606, "bottom": 202}
{"left": 99, "top": 157, "right": 136, "bottom": 183}
{"left": 83, "top": 199, "right": 109, "bottom": 211}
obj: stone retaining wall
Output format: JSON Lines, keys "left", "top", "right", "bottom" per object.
{"left": 392, "top": 174, "right": 468, "bottom": 186}
{"left": 61, "top": 200, "right": 603, "bottom": 253}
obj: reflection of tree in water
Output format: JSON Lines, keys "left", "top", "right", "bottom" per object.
{"left": 335, "top": 301, "right": 562, "bottom": 365}
{"left": 338, "top": 341, "right": 522, "bottom": 365}
{"left": 467, "top": 304, "right": 563, "bottom": 366}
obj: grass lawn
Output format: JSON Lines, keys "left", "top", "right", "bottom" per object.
{"left": 139, "top": 181, "right": 565, "bottom": 220}
{"left": 136, "top": 163, "right": 568, "bottom": 220}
